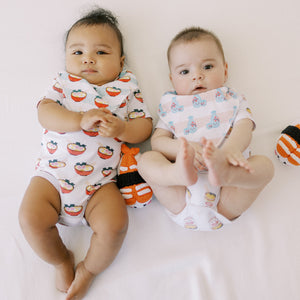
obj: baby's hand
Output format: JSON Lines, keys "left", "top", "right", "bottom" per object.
{"left": 224, "top": 147, "right": 254, "bottom": 173}
{"left": 97, "top": 113, "right": 125, "bottom": 138}
{"left": 189, "top": 141, "right": 207, "bottom": 170}
{"left": 80, "top": 108, "right": 112, "bottom": 131}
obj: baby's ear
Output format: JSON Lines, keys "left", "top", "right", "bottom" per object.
{"left": 224, "top": 62, "right": 228, "bottom": 82}
{"left": 120, "top": 56, "right": 125, "bottom": 68}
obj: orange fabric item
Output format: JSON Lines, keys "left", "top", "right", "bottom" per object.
{"left": 117, "top": 144, "right": 153, "bottom": 207}
{"left": 275, "top": 123, "right": 300, "bottom": 166}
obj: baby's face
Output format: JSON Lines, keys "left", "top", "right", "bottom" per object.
{"left": 65, "top": 24, "right": 124, "bottom": 86}
{"left": 169, "top": 38, "right": 228, "bottom": 95}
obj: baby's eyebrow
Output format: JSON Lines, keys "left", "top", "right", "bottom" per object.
{"left": 174, "top": 64, "right": 187, "bottom": 71}
{"left": 67, "top": 43, "right": 112, "bottom": 49}
{"left": 67, "top": 43, "right": 84, "bottom": 48}
{"left": 202, "top": 58, "right": 216, "bottom": 63}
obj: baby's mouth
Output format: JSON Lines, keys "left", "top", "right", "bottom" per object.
{"left": 193, "top": 86, "right": 206, "bottom": 93}
{"left": 82, "top": 69, "right": 97, "bottom": 74}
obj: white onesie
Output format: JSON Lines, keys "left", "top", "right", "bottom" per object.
{"left": 35, "top": 69, "right": 151, "bottom": 226}
{"left": 157, "top": 87, "right": 255, "bottom": 230}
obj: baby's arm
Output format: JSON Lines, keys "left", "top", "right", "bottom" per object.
{"left": 39, "top": 98, "right": 152, "bottom": 143}
{"left": 98, "top": 116, "right": 152, "bottom": 143}
{"left": 38, "top": 99, "right": 83, "bottom": 132}
{"left": 220, "top": 118, "right": 254, "bottom": 171}
{"left": 39, "top": 99, "right": 112, "bottom": 133}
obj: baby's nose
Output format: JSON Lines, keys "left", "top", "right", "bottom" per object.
{"left": 82, "top": 56, "right": 95, "bottom": 64}
{"left": 193, "top": 72, "right": 204, "bottom": 80}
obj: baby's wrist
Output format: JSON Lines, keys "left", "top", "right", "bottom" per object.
{"left": 117, "top": 119, "right": 127, "bottom": 140}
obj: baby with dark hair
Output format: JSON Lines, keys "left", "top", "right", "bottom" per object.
{"left": 65, "top": 8, "right": 124, "bottom": 56}
{"left": 19, "top": 8, "right": 152, "bottom": 299}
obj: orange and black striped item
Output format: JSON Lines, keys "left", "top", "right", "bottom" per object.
{"left": 117, "top": 144, "right": 153, "bottom": 207}
{"left": 275, "top": 124, "right": 300, "bottom": 166}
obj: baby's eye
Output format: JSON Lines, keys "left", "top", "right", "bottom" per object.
{"left": 180, "top": 70, "right": 189, "bottom": 75}
{"left": 97, "top": 51, "right": 107, "bottom": 55}
{"left": 204, "top": 64, "right": 213, "bottom": 70}
{"left": 73, "top": 50, "right": 83, "bottom": 55}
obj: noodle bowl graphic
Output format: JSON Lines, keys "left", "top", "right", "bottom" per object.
{"left": 47, "top": 141, "right": 58, "bottom": 154}
{"left": 71, "top": 90, "right": 87, "bottom": 102}
{"left": 118, "top": 76, "right": 130, "bottom": 82}
{"left": 74, "top": 163, "right": 94, "bottom": 176}
{"left": 67, "top": 142, "right": 86, "bottom": 156}
{"left": 94, "top": 96, "right": 109, "bottom": 108}
{"left": 59, "top": 179, "right": 75, "bottom": 194}
{"left": 68, "top": 74, "right": 82, "bottom": 82}
{"left": 106, "top": 87, "right": 121, "bottom": 96}
{"left": 64, "top": 204, "right": 83, "bottom": 216}
{"left": 49, "top": 160, "right": 66, "bottom": 169}
{"left": 134, "top": 90, "right": 143, "bottom": 102}
{"left": 53, "top": 82, "right": 63, "bottom": 93}
{"left": 98, "top": 146, "right": 114, "bottom": 159}
{"left": 86, "top": 183, "right": 101, "bottom": 195}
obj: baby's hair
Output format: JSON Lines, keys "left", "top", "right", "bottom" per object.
{"left": 65, "top": 7, "right": 124, "bottom": 56}
{"left": 167, "top": 26, "right": 225, "bottom": 63}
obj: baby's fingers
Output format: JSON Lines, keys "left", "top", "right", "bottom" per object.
{"left": 194, "top": 153, "right": 207, "bottom": 171}
{"left": 227, "top": 154, "right": 254, "bottom": 173}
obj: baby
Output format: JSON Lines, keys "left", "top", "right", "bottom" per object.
{"left": 19, "top": 8, "right": 152, "bottom": 300}
{"left": 138, "top": 27, "right": 274, "bottom": 231}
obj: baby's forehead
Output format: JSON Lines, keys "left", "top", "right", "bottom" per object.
{"left": 66, "top": 24, "right": 122, "bottom": 50}
{"left": 171, "top": 37, "right": 217, "bottom": 52}
{"left": 66, "top": 24, "right": 119, "bottom": 44}
{"left": 67, "top": 24, "right": 115, "bottom": 38}
{"left": 168, "top": 38, "right": 224, "bottom": 65}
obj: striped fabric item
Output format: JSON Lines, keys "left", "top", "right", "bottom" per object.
{"left": 117, "top": 144, "right": 153, "bottom": 208}
{"left": 275, "top": 123, "right": 300, "bottom": 166}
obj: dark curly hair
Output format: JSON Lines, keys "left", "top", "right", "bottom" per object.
{"left": 65, "top": 8, "right": 124, "bottom": 56}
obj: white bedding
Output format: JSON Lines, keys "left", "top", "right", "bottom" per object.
{"left": 1, "top": 0, "right": 300, "bottom": 299}
{"left": 1, "top": 128, "right": 300, "bottom": 300}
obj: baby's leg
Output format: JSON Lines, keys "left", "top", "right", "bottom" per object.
{"left": 138, "top": 137, "right": 197, "bottom": 214}
{"left": 202, "top": 140, "right": 274, "bottom": 219}
{"left": 203, "top": 139, "right": 274, "bottom": 188}
{"left": 66, "top": 183, "right": 128, "bottom": 300}
{"left": 19, "top": 177, "right": 75, "bottom": 292}
{"left": 217, "top": 184, "right": 266, "bottom": 220}
{"left": 140, "top": 137, "right": 197, "bottom": 187}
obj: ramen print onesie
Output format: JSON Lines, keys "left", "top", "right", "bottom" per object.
{"left": 157, "top": 87, "right": 255, "bottom": 231}
{"left": 35, "top": 69, "right": 151, "bottom": 226}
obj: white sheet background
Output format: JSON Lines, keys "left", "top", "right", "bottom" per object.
{"left": 1, "top": 0, "right": 300, "bottom": 299}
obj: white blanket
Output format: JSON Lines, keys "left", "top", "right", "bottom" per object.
{"left": 1, "top": 129, "right": 299, "bottom": 300}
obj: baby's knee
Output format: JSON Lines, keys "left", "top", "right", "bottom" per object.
{"left": 260, "top": 155, "right": 275, "bottom": 182}
{"left": 92, "top": 213, "right": 128, "bottom": 241}
{"left": 109, "top": 214, "right": 128, "bottom": 238}
{"left": 137, "top": 151, "right": 155, "bottom": 176}
{"left": 137, "top": 151, "right": 149, "bottom": 169}
{"left": 18, "top": 206, "right": 39, "bottom": 235}
{"left": 18, "top": 203, "right": 58, "bottom": 236}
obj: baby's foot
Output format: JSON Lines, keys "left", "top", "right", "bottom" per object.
{"left": 66, "top": 262, "right": 95, "bottom": 300}
{"left": 175, "top": 137, "right": 198, "bottom": 186}
{"left": 203, "top": 140, "right": 229, "bottom": 186}
{"left": 55, "top": 250, "right": 75, "bottom": 293}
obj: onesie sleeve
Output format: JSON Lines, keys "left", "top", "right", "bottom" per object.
{"left": 234, "top": 94, "right": 256, "bottom": 130}
{"left": 40, "top": 75, "right": 65, "bottom": 107}
{"left": 125, "top": 72, "right": 152, "bottom": 121}
{"left": 155, "top": 93, "right": 175, "bottom": 134}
